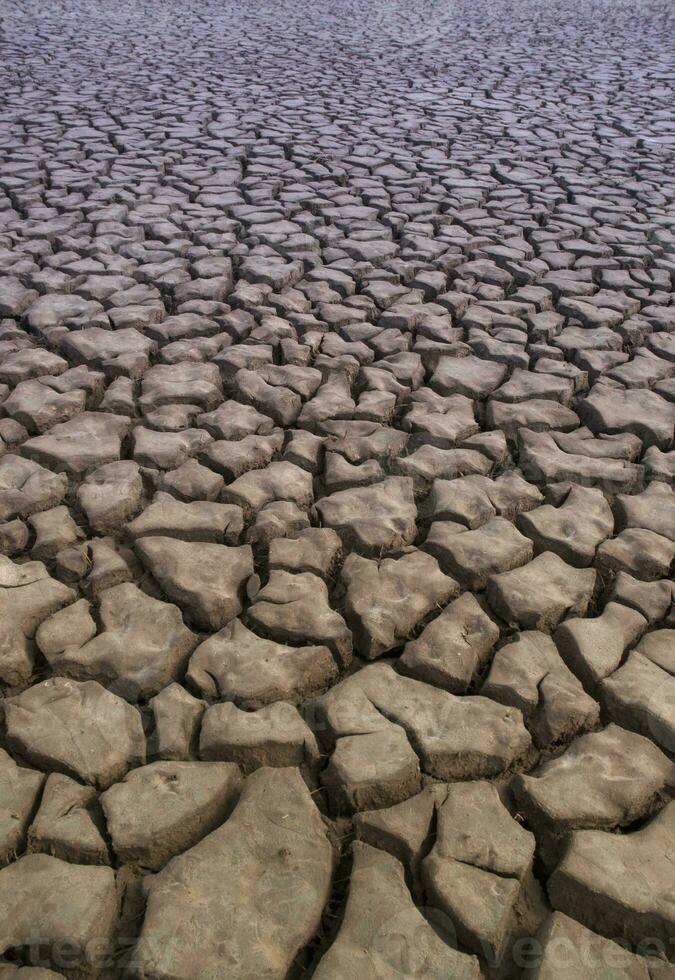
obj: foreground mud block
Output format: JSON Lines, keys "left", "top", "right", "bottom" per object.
{"left": 187, "top": 618, "right": 338, "bottom": 706}
{"left": 312, "top": 663, "right": 532, "bottom": 788}
{"left": 312, "top": 477, "right": 417, "bottom": 555}
{"left": 133, "top": 768, "right": 334, "bottom": 979}
{"left": 27, "top": 772, "right": 109, "bottom": 865}
{"left": 36, "top": 583, "right": 198, "bottom": 701}
{"left": 313, "top": 841, "right": 481, "bottom": 979}
{"left": 135, "top": 538, "right": 254, "bottom": 631}
{"left": 400, "top": 591, "right": 500, "bottom": 692}
{"left": 0, "top": 855, "right": 118, "bottom": 974}
{"left": 0, "top": 555, "right": 75, "bottom": 687}
{"left": 548, "top": 802, "right": 675, "bottom": 952}
{"left": 481, "top": 630, "right": 600, "bottom": 746}
{"left": 100, "top": 760, "right": 243, "bottom": 870}
{"left": 0, "top": 749, "right": 44, "bottom": 867}
{"left": 512, "top": 725, "right": 675, "bottom": 869}
{"left": 422, "top": 781, "right": 536, "bottom": 962}
{"left": 529, "top": 912, "right": 656, "bottom": 979}
{"left": 5, "top": 678, "right": 146, "bottom": 789}
{"left": 341, "top": 550, "right": 458, "bottom": 658}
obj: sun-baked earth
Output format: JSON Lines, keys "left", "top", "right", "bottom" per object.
{"left": 0, "top": 0, "right": 674, "bottom": 976}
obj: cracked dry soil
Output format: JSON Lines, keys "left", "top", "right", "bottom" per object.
{"left": 0, "top": 0, "right": 674, "bottom": 977}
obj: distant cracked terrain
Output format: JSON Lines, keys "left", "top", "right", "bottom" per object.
{"left": 0, "top": 0, "right": 674, "bottom": 976}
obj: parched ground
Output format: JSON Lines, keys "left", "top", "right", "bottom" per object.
{"left": 0, "top": 0, "right": 674, "bottom": 976}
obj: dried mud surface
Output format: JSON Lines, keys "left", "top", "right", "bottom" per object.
{"left": 0, "top": 0, "right": 674, "bottom": 976}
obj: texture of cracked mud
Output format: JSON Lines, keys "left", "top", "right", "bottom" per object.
{"left": 0, "top": 0, "right": 674, "bottom": 976}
